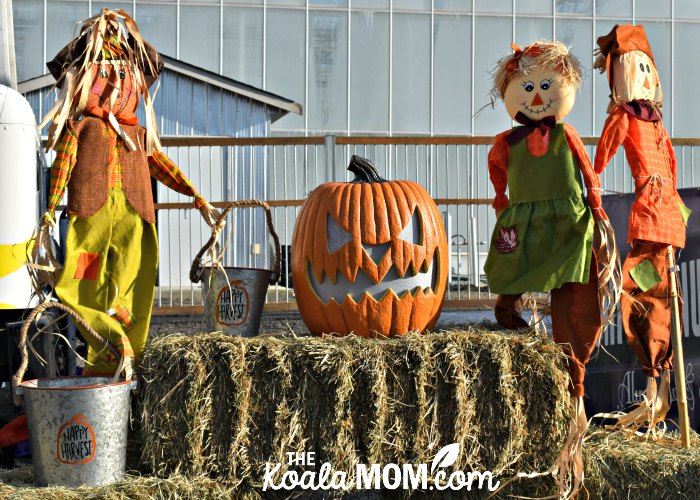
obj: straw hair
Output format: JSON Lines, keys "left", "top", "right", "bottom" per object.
{"left": 39, "top": 8, "right": 162, "bottom": 155}
{"left": 491, "top": 40, "right": 583, "bottom": 102}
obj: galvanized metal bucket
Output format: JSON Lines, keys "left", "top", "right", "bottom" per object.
{"left": 18, "top": 376, "right": 136, "bottom": 487}
{"left": 12, "top": 302, "right": 136, "bottom": 487}
{"left": 190, "top": 200, "right": 280, "bottom": 337}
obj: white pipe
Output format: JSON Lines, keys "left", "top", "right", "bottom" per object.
{"left": 0, "top": 0, "right": 17, "bottom": 89}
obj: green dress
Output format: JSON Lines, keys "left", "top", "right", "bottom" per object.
{"left": 484, "top": 124, "right": 594, "bottom": 294}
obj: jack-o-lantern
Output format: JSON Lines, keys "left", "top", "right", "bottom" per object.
{"left": 292, "top": 155, "right": 448, "bottom": 337}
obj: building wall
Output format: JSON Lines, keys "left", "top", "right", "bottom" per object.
{"left": 24, "top": 68, "right": 275, "bottom": 286}
{"left": 13, "top": 1, "right": 700, "bottom": 137}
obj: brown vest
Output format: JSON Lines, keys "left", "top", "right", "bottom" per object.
{"left": 67, "top": 117, "right": 156, "bottom": 223}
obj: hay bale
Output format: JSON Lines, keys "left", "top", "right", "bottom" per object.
{"left": 0, "top": 466, "right": 244, "bottom": 499}
{"left": 134, "top": 327, "right": 573, "bottom": 492}
{"left": 581, "top": 429, "right": 700, "bottom": 499}
{"left": 499, "top": 428, "right": 700, "bottom": 499}
{"left": 2, "top": 429, "right": 699, "bottom": 498}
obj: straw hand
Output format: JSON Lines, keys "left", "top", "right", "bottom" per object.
{"left": 199, "top": 201, "right": 225, "bottom": 229}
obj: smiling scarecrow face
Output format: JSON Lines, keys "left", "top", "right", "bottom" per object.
{"left": 491, "top": 40, "right": 582, "bottom": 124}
{"left": 504, "top": 67, "right": 576, "bottom": 122}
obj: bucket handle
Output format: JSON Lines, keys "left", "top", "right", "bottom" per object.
{"left": 12, "top": 301, "right": 134, "bottom": 406}
{"left": 190, "top": 199, "right": 281, "bottom": 285}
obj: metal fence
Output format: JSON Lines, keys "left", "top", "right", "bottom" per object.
{"left": 151, "top": 135, "right": 700, "bottom": 315}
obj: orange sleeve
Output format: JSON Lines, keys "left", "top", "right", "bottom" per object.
{"left": 148, "top": 151, "right": 207, "bottom": 208}
{"left": 47, "top": 127, "right": 78, "bottom": 215}
{"left": 564, "top": 123, "right": 606, "bottom": 220}
{"left": 666, "top": 135, "right": 677, "bottom": 185}
{"left": 594, "top": 106, "right": 628, "bottom": 175}
{"left": 488, "top": 132, "right": 511, "bottom": 211}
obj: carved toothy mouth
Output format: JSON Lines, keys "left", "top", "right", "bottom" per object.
{"left": 308, "top": 254, "right": 439, "bottom": 304}
{"left": 522, "top": 99, "right": 553, "bottom": 115}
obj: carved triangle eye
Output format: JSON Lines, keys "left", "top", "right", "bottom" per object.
{"left": 327, "top": 214, "right": 353, "bottom": 254}
{"left": 398, "top": 209, "right": 422, "bottom": 245}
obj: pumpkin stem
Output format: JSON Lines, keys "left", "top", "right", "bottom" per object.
{"left": 348, "top": 155, "right": 386, "bottom": 183}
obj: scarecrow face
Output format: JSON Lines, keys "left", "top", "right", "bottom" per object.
{"left": 612, "top": 50, "right": 657, "bottom": 102}
{"left": 86, "top": 63, "right": 140, "bottom": 119}
{"left": 504, "top": 67, "right": 575, "bottom": 121}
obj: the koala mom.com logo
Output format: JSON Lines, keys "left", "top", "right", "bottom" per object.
{"left": 262, "top": 443, "right": 500, "bottom": 492}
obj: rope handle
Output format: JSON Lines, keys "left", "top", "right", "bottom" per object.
{"left": 12, "top": 302, "right": 133, "bottom": 406}
{"left": 190, "top": 199, "right": 281, "bottom": 285}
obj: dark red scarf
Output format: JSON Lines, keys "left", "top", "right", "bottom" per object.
{"left": 621, "top": 100, "right": 662, "bottom": 122}
{"left": 505, "top": 112, "right": 557, "bottom": 146}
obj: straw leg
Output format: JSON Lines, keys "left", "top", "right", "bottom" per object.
{"left": 667, "top": 245, "right": 691, "bottom": 449}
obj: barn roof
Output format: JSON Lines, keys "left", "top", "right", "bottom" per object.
{"left": 17, "top": 55, "right": 302, "bottom": 123}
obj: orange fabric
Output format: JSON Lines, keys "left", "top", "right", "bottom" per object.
{"left": 85, "top": 106, "right": 139, "bottom": 125}
{"left": 74, "top": 253, "right": 100, "bottom": 280}
{"left": 525, "top": 128, "right": 549, "bottom": 156}
{"left": 595, "top": 106, "right": 685, "bottom": 248}
{"left": 112, "top": 304, "right": 135, "bottom": 330}
{"left": 488, "top": 123, "right": 604, "bottom": 217}
{"left": 597, "top": 24, "right": 654, "bottom": 61}
{"left": 488, "top": 131, "right": 511, "bottom": 211}
{"left": 47, "top": 128, "right": 77, "bottom": 213}
{"left": 596, "top": 24, "right": 655, "bottom": 87}
{"left": 0, "top": 415, "right": 28, "bottom": 447}
{"left": 551, "top": 254, "right": 602, "bottom": 398}
{"left": 621, "top": 242, "right": 676, "bottom": 377}
{"left": 494, "top": 294, "right": 530, "bottom": 329}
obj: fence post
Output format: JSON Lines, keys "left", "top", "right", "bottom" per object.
{"left": 324, "top": 134, "right": 336, "bottom": 182}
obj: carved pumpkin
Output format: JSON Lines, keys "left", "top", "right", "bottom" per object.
{"left": 292, "top": 155, "right": 448, "bottom": 337}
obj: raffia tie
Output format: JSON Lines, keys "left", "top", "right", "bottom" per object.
{"left": 637, "top": 174, "right": 670, "bottom": 203}
{"left": 107, "top": 112, "right": 137, "bottom": 151}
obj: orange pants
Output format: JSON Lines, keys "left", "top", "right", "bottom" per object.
{"left": 495, "top": 255, "right": 601, "bottom": 397}
{"left": 621, "top": 242, "right": 677, "bottom": 378}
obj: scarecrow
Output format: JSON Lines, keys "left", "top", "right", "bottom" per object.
{"left": 483, "top": 41, "right": 620, "bottom": 492}
{"left": 35, "top": 9, "right": 218, "bottom": 377}
{"left": 594, "top": 24, "right": 691, "bottom": 431}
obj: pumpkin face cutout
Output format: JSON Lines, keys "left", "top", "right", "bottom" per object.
{"left": 291, "top": 155, "right": 449, "bottom": 337}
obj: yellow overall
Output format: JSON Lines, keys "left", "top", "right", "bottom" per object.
{"left": 47, "top": 118, "right": 207, "bottom": 375}
{"left": 55, "top": 190, "right": 157, "bottom": 375}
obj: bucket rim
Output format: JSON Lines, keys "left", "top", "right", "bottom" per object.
{"left": 19, "top": 375, "right": 135, "bottom": 391}
{"left": 200, "top": 265, "right": 273, "bottom": 274}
